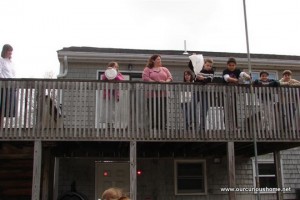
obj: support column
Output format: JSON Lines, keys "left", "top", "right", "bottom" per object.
{"left": 274, "top": 151, "right": 283, "bottom": 200}
{"left": 41, "top": 147, "right": 54, "bottom": 200}
{"left": 227, "top": 142, "right": 236, "bottom": 200}
{"left": 130, "top": 141, "right": 137, "bottom": 200}
{"left": 32, "top": 140, "right": 42, "bottom": 200}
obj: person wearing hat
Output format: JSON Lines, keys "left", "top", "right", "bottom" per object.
{"left": 279, "top": 70, "right": 300, "bottom": 86}
{"left": 279, "top": 70, "right": 300, "bottom": 130}
{"left": 253, "top": 70, "right": 279, "bottom": 87}
{"left": 253, "top": 70, "right": 279, "bottom": 131}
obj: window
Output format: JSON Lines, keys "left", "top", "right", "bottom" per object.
{"left": 252, "top": 158, "right": 279, "bottom": 192}
{"left": 174, "top": 160, "right": 206, "bottom": 195}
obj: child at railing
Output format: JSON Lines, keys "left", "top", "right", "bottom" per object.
{"left": 253, "top": 70, "right": 280, "bottom": 131}
{"left": 100, "top": 62, "right": 124, "bottom": 128}
{"left": 194, "top": 58, "right": 215, "bottom": 131}
{"left": 279, "top": 70, "right": 300, "bottom": 86}
{"left": 102, "top": 62, "right": 125, "bottom": 100}
{"left": 279, "top": 70, "right": 300, "bottom": 130}
{"left": 188, "top": 55, "right": 216, "bottom": 131}
{"left": 181, "top": 70, "right": 194, "bottom": 129}
{"left": 223, "top": 57, "right": 251, "bottom": 129}
{"left": 223, "top": 57, "right": 251, "bottom": 84}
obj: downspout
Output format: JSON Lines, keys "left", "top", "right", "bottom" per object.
{"left": 57, "top": 55, "right": 69, "bottom": 78}
{"left": 56, "top": 55, "right": 68, "bottom": 112}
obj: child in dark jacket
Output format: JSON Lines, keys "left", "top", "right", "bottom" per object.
{"left": 253, "top": 70, "right": 279, "bottom": 87}
{"left": 189, "top": 58, "right": 215, "bottom": 131}
{"left": 194, "top": 58, "right": 214, "bottom": 83}
{"left": 253, "top": 70, "right": 279, "bottom": 131}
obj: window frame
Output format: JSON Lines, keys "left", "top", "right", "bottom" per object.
{"left": 252, "top": 157, "right": 283, "bottom": 193}
{"left": 174, "top": 159, "right": 207, "bottom": 195}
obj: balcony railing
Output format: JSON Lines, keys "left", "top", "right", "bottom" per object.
{"left": 0, "top": 79, "right": 299, "bottom": 141}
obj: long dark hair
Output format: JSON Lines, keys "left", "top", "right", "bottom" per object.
{"left": 145, "top": 54, "right": 161, "bottom": 69}
{"left": 183, "top": 70, "right": 194, "bottom": 82}
{"left": 1, "top": 44, "right": 13, "bottom": 58}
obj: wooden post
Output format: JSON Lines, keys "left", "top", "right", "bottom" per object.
{"left": 32, "top": 140, "right": 42, "bottom": 200}
{"left": 274, "top": 151, "right": 283, "bottom": 200}
{"left": 227, "top": 142, "right": 236, "bottom": 200}
{"left": 41, "top": 147, "right": 54, "bottom": 200}
{"left": 130, "top": 141, "right": 137, "bottom": 200}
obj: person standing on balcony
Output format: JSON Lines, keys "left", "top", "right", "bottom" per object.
{"left": 223, "top": 57, "right": 251, "bottom": 84}
{"left": 194, "top": 58, "right": 215, "bottom": 131}
{"left": 222, "top": 57, "right": 251, "bottom": 129}
{"left": 278, "top": 70, "right": 300, "bottom": 130}
{"left": 100, "top": 62, "right": 124, "bottom": 128}
{"left": 181, "top": 70, "right": 194, "bottom": 130}
{"left": 253, "top": 70, "right": 280, "bottom": 131}
{"left": 279, "top": 70, "right": 300, "bottom": 86}
{"left": 0, "top": 44, "right": 16, "bottom": 79}
{"left": 142, "top": 54, "right": 173, "bottom": 130}
{"left": 0, "top": 44, "right": 16, "bottom": 126}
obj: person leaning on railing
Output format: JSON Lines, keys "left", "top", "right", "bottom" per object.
{"left": 253, "top": 70, "right": 280, "bottom": 131}
{"left": 0, "top": 44, "right": 17, "bottom": 127}
{"left": 192, "top": 57, "right": 215, "bottom": 131}
{"left": 222, "top": 57, "right": 251, "bottom": 129}
{"left": 278, "top": 70, "right": 300, "bottom": 130}
{"left": 279, "top": 70, "right": 300, "bottom": 86}
{"left": 142, "top": 54, "right": 173, "bottom": 130}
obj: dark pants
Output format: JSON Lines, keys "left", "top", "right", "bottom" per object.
{"left": 0, "top": 88, "right": 16, "bottom": 117}
{"left": 147, "top": 97, "right": 167, "bottom": 129}
{"left": 181, "top": 102, "right": 193, "bottom": 129}
{"left": 193, "top": 91, "right": 209, "bottom": 130}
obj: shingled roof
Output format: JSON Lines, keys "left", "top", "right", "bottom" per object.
{"left": 58, "top": 46, "right": 300, "bottom": 60}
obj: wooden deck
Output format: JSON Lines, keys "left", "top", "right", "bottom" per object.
{"left": 0, "top": 79, "right": 299, "bottom": 142}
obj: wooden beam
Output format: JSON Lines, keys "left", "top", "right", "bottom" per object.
{"left": 227, "top": 142, "right": 236, "bottom": 200}
{"left": 274, "top": 151, "right": 283, "bottom": 200}
{"left": 130, "top": 141, "right": 137, "bottom": 200}
{"left": 32, "top": 140, "right": 42, "bottom": 200}
{"left": 41, "top": 148, "right": 52, "bottom": 200}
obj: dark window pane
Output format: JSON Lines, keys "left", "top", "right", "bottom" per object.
{"left": 176, "top": 162, "right": 205, "bottom": 193}
{"left": 258, "top": 163, "right": 275, "bottom": 175}
{"left": 177, "top": 163, "right": 203, "bottom": 177}
{"left": 259, "top": 177, "right": 277, "bottom": 188}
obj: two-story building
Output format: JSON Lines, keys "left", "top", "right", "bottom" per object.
{"left": 0, "top": 47, "right": 300, "bottom": 200}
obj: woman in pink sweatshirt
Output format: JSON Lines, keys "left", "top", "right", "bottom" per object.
{"left": 142, "top": 55, "right": 173, "bottom": 130}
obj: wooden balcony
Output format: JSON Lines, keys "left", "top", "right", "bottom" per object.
{"left": 0, "top": 79, "right": 299, "bottom": 142}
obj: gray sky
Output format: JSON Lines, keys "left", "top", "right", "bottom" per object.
{"left": 1, "top": 0, "right": 299, "bottom": 78}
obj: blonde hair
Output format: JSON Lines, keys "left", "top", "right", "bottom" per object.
{"left": 102, "top": 187, "right": 123, "bottom": 200}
